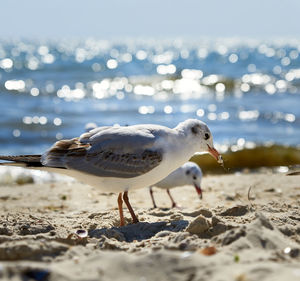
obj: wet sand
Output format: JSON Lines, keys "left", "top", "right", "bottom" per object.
{"left": 0, "top": 171, "right": 299, "bottom": 280}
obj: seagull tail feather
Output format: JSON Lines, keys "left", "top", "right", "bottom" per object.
{"left": 0, "top": 155, "right": 72, "bottom": 178}
{"left": 0, "top": 155, "right": 42, "bottom": 167}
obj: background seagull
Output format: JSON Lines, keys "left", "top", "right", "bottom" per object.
{"left": 0, "top": 119, "right": 222, "bottom": 226}
{"left": 84, "top": 122, "right": 98, "bottom": 132}
{"left": 149, "top": 162, "right": 203, "bottom": 208}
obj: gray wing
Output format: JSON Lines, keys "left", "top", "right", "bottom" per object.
{"left": 41, "top": 125, "right": 163, "bottom": 178}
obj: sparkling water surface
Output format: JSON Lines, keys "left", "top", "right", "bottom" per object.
{"left": 0, "top": 38, "right": 299, "bottom": 155}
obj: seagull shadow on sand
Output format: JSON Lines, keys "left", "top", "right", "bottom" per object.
{"left": 88, "top": 219, "right": 189, "bottom": 242}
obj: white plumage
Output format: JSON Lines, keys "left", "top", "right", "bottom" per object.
{"left": 149, "top": 162, "right": 203, "bottom": 208}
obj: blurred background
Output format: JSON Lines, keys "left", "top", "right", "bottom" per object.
{"left": 0, "top": 0, "right": 300, "bottom": 173}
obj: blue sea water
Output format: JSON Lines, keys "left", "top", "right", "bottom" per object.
{"left": 0, "top": 38, "right": 299, "bottom": 155}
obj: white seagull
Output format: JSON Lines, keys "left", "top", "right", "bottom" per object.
{"left": 0, "top": 119, "right": 222, "bottom": 226}
{"left": 150, "top": 162, "right": 203, "bottom": 208}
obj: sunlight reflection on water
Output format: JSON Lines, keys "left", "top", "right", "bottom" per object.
{"left": 0, "top": 38, "right": 299, "bottom": 154}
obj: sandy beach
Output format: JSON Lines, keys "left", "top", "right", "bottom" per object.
{"left": 0, "top": 170, "right": 299, "bottom": 280}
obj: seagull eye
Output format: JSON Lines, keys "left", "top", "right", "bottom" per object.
{"left": 204, "top": 133, "right": 210, "bottom": 140}
{"left": 193, "top": 176, "right": 197, "bottom": 180}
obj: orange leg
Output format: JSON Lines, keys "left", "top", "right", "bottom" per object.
{"left": 149, "top": 187, "right": 157, "bottom": 208}
{"left": 166, "top": 189, "right": 177, "bottom": 208}
{"left": 123, "top": 191, "right": 139, "bottom": 224}
{"left": 118, "top": 193, "right": 125, "bottom": 226}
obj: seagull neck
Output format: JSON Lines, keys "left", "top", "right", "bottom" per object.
{"left": 166, "top": 132, "right": 197, "bottom": 163}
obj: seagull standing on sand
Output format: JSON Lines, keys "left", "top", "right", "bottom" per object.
{"left": 150, "top": 162, "right": 203, "bottom": 208}
{"left": 0, "top": 119, "right": 222, "bottom": 226}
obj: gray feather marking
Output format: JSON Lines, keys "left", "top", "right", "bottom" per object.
{"left": 43, "top": 125, "right": 164, "bottom": 178}
{"left": 66, "top": 149, "right": 162, "bottom": 178}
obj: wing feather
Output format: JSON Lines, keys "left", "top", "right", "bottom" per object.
{"left": 41, "top": 125, "right": 163, "bottom": 178}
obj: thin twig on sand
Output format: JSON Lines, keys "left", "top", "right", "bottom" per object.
{"left": 247, "top": 185, "right": 255, "bottom": 210}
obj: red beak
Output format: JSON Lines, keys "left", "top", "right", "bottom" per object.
{"left": 194, "top": 184, "right": 203, "bottom": 199}
{"left": 207, "top": 145, "right": 222, "bottom": 162}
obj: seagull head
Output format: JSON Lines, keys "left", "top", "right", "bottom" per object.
{"left": 183, "top": 162, "right": 203, "bottom": 199}
{"left": 176, "top": 119, "right": 222, "bottom": 163}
